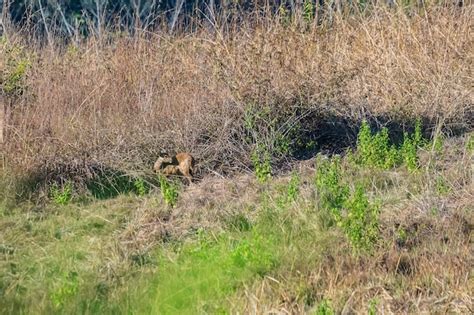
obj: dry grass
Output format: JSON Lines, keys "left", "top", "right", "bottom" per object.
{"left": 1, "top": 5, "right": 472, "bottom": 187}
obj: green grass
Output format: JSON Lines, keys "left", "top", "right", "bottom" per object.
{"left": 0, "top": 196, "right": 142, "bottom": 314}
{"left": 0, "top": 132, "right": 472, "bottom": 314}
{"left": 145, "top": 224, "right": 280, "bottom": 314}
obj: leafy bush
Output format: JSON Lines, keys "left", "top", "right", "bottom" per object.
{"left": 133, "top": 177, "right": 149, "bottom": 196}
{"left": 314, "top": 299, "right": 334, "bottom": 315}
{"left": 1, "top": 39, "right": 31, "bottom": 97}
{"left": 251, "top": 145, "right": 272, "bottom": 184}
{"left": 356, "top": 119, "right": 426, "bottom": 172}
{"left": 357, "top": 120, "right": 399, "bottom": 169}
{"left": 50, "top": 182, "right": 73, "bottom": 205}
{"left": 158, "top": 175, "right": 179, "bottom": 207}
{"left": 315, "top": 156, "right": 349, "bottom": 228}
{"left": 338, "top": 185, "right": 380, "bottom": 251}
{"left": 315, "top": 156, "right": 380, "bottom": 250}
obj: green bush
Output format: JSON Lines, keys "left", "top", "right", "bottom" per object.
{"left": 133, "top": 177, "right": 149, "bottom": 196}
{"left": 357, "top": 120, "right": 399, "bottom": 169}
{"left": 50, "top": 182, "right": 73, "bottom": 205}
{"left": 1, "top": 39, "right": 31, "bottom": 97}
{"left": 314, "top": 299, "right": 334, "bottom": 315}
{"left": 356, "top": 119, "right": 426, "bottom": 172}
{"left": 158, "top": 175, "right": 179, "bottom": 207}
{"left": 315, "top": 156, "right": 380, "bottom": 250}
{"left": 251, "top": 145, "right": 272, "bottom": 184}
{"left": 315, "top": 156, "right": 349, "bottom": 228}
{"left": 339, "top": 185, "right": 380, "bottom": 251}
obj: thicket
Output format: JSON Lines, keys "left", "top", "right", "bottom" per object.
{"left": 0, "top": 3, "right": 472, "bottom": 199}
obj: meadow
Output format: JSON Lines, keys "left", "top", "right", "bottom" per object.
{"left": 1, "top": 3, "right": 473, "bottom": 314}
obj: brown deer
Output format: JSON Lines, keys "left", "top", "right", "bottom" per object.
{"left": 153, "top": 152, "right": 195, "bottom": 184}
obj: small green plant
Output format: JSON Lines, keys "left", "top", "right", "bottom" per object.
{"left": 50, "top": 182, "right": 73, "bottom": 205}
{"left": 432, "top": 135, "right": 444, "bottom": 154}
{"left": 1, "top": 40, "right": 31, "bottom": 97}
{"left": 315, "top": 156, "right": 349, "bottom": 227}
{"left": 357, "top": 120, "right": 399, "bottom": 169}
{"left": 303, "top": 0, "right": 315, "bottom": 22}
{"left": 158, "top": 175, "right": 179, "bottom": 207}
{"left": 286, "top": 172, "right": 300, "bottom": 202}
{"left": 314, "top": 299, "right": 334, "bottom": 315}
{"left": 368, "top": 298, "right": 378, "bottom": 315}
{"left": 435, "top": 175, "right": 450, "bottom": 195}
{"left": 401, "top": 119, "right": 424, "bottom": 172}
{"left": 50, "top": 271, "right": 79, "bottom": 309}
{"left": 251, "top": 145, "right": 272, "bottom": 184}
{"left": 133, "top": 177, "right": 148, "bottom": 196}
{"left": 466, "top": 133, "right": 474, "bottom": 154}
{"left": 339, "top": 185, "right": 380, "bottom": 251}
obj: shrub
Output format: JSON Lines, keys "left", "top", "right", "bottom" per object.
{"left": 133, "top": 177, "right": 149, "bottom": 196}
{"left": 251, "top": 145, "right": 272, "bottom": 184}
{"left": 50, "top": 182, "right": 73, "bottom": 205}
{"left": 356, "top": 120, "right": 399, "bottom": 169}
{"left": 339, "top": 185, "right": 380, "bottom": 251}
{"left": 314, "top": 299, "right": 334, "bottom": 315}
{"left": 158, "top": 175, "right": 179, "bottom": 207}
{"left": 315, "top": 156, "right": 349, "bottom": 227}
{"left": 1, "top": 39, "right": 31, "bottom": 97}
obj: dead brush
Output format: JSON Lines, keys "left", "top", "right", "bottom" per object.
{"left": 1, "top": 5, "right": 473, "bottom": 188}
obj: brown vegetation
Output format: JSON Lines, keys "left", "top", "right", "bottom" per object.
{"left": 1, "top": 5, "right": 472, "bottom": 185}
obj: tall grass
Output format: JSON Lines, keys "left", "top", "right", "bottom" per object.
{"left": 1, "top": 5, "right": 472, "bottom": 187}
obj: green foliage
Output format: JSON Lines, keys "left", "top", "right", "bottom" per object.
{"left": 1, "top": 39, "right": 31, "bottom": 97}
{"left": 432, "top": 135, "right": 444, "bottom": 154}
{"left": 315, "top": 156, "right": 349, "bottom": 227}
{"left": 251, "top": 145, "right": 272, "bottom": 184}
{"left": 50, "top": 181, "right": 73, "bottom": 205}
{"left": 466, "top": 133, "right": 474, "bottom": 154}
{"left": 146, "top": 224, "right": 279, "bottom": 314}
{"left": 133, "top": 177, "right": 149, "bottom": 196}
{"left": 368, "top": 298, "right": 378, "bottom": 315}
{"left": 400, "top": 119, "right": 424, "bottom": 172}
{"left": 278, "top": 4, "right": 291, "bottom": 25}
{"left": 286, "top": 172, "right": 300, "bottom": 203}
{"left": 357, "top": 120, "right": 399, "bottom": 169}
{"left": 339, "top": 185, "right": 380, "bottom": 251}
{"left": 314, "top": 299, "right": 334, "bottom": 315}
{"left": 435, "top": 176, "right": 450, "bottom": 195}
{"left": 356, "top": 119, "right": 426, "bottom": 172}
{"left": 315, "top": 156, "right": 379, "bottom": 250}
{"left": 159, "top": 175, "right": 179, "bottom": 207}
{"left": 50, "top": 271, "right": 79, "bottom": 309}
{"left": 303, "top": 0, "right": 315, "bottom": 22}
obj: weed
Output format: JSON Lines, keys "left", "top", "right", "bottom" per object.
{"left": 286, "top": 172, "right": 300, "bottom": 203}
{"left": 356, "top": 120, "right": 399, "bottom": 169}
{"left": 50, "top": 271, "right": 79, "bottom": 309}
{"left": 251, "top": 145, "right": 272, "bottom": 184}
{"left": 303, "top": 0, "right": 315, "bottom": 23}
{"left": 356, "top": 119, "right": 426, "bottom": 172}
{"left": 1, "top": 40, "right": 31, "bottom": 97}
{"left": 159, "top": 175, "right": 179, "bottom": 207}
{"left": 50, "top": 181, "right": 73, "bottom": 205}
{"left": 133, "top": 177, "right": 149, "bottom": 196}
{"left": 435, "top": 176, "right": 450, "bottom": 195}
{"left": 368, "top": 298, "right": 378, "bottom": 315}
{"left": 432, "top": 135, "right": 444, "bottom": 154}
{"left": 401, "top": 119, "right": 424, "bottom": 172}
{"left": 339, "top": 185, "right": 380, "bottom": 251}
{"left": 315, "top": 156, "right": 349, "bottom": 228}
{"left": 466, "top": 133, "right": 474, "bottom": 154}
{"left": 314, "top": 299, "right": 334, "bottom": 315}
